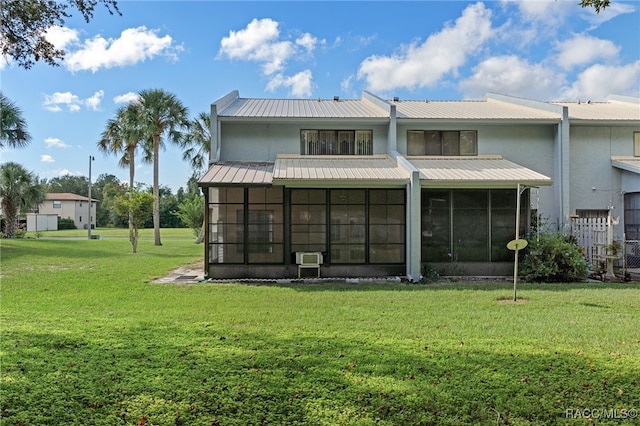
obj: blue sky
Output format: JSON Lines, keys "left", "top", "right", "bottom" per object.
{"left": 1, "top": 0, "right": 639, "bottom": 192}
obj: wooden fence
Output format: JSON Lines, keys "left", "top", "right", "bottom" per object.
{"left": 569, "top": 217, "right": 608, "bottom": 266}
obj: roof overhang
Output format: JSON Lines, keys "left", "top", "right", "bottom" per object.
{"left": 272, "top": 154, "right": 410, "bottom": 187}
{"left": 611, "top": 156, "right": 640, "bottom": 174}
{"left": 198, "top": 162, "right": 274, "bottom": 186}
{"left": 408, "top": 155, "right": 553, "bottom": 189}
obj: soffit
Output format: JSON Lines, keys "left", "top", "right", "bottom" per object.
{"left": 611, "top": 156, "right": 640, "bottom": 174}
{"left": 408, "top": 155, "right": 553, "bottom": 188}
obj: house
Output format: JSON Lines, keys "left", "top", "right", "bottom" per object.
{"left": 39, "top": 193, "right": 97, "bottom": 230}
{"left": 198, "top": 91, "right": 640, "bottom": 280}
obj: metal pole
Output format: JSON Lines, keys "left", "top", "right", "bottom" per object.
{"left": 88, "top": 155, "right": 94, "bottom": 239}
{"left": 514, "top": 184, "right": 522, "bottom": 302}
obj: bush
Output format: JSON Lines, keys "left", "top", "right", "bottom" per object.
{"left": 520, "top": 232, "right": 588, "bottom": 282}
{"left": 57, "top": 218, "right": 77, "bottom": 230}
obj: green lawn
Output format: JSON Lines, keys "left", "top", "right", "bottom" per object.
{"left": 1, "top": 231, "right": 639, "bottom": 425}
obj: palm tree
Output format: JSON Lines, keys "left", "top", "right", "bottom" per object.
{"left": 0, "top": 162, "right": 45, "bottom": 238}
{"left": 181, "top": 111, "right": 211, "bottom": 243}
{"left": 137, "top": 89, "right": 190, "bottom": 246}
{"left": 182, "top": 112, "right": 211, "bottom": 174}
{"left": 0, "top": 92, "right": 31, "bottom": 149}
{"left": 97, "top": 102, "right": 148, "bottom": 242}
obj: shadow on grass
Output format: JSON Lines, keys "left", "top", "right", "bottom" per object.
{"left": 237, "top": 280, "right": 640, "bottom": 293}
{"left": 2, "top": 327, "right": 638, "bottom": 425}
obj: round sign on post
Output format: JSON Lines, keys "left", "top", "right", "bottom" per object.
{"left": 507, "top": 238, "right": 528, "bottom": 302}
{"left": 507, "top": 238, "right": 528, "bottom": 251}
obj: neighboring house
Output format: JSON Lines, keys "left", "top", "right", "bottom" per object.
{"left": 198, "top": 91, "right": 640, "bottom": 280}
{"left": 39, "top": 193, "right": 97, "bottom": 230}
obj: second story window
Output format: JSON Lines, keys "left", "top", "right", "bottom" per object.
{"left": 301, "top": 130, "right": 373, "bottom": 155}
{"left": 407, "top": 130, "right": 478, "bottom": 156}
{"left": 634, "top": 131, "right": 639, "bottom": 157}
{"left": 53, "top": 201, "right": 62, "bottom": 208}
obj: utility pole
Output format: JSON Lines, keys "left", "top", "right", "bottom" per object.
{"left": 88, "top": 155, "right": 95, "bottom": 239}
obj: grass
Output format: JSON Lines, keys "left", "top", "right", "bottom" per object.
{"left": 1, "top": 230, "right": 639, "bottom": 425}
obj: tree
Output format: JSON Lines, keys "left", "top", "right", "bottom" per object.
{"left": 98, "top": 102, "right": 148, "bottom": 239}
{"left": 580, "top": 0, "right": 610, "bottom": 13}
{"left": 1, "top": 0, "right": 121, "bottom": 69}
{"left": 92, "top": 173, "right": 122, "bottom": 226}
{"left": 45, "top": 174, "right": 88, "bottom": 195}
{"left": 181, "top": 111, "right": 211, "bottom": 243}
{"left": 182, "top": 112, "right": 211, "bottom": 175}
{"left": 0, "top": 92, "right": 31, "bottom": 149}
{"left": 113, "top": 190, "right": 153, "bottom": 253}
{"left": 0, "top": 162, "right": 45, "bottom": 238}
{"left": 174, "top": 195, "right": 204, "bottom": 238}
{"left": 137, "top": 89, "right": 190, "bottom": 246}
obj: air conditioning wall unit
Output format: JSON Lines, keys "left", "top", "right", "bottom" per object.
{"left": 296, "top": 252, "right": 323, "bottom": 266}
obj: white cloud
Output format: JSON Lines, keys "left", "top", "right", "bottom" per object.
{"left": 555, "top": 34, "right": 619, "bottom": 70}
{"left": 266, "top": 70, "right": 313, "bottom": 97}
{"left": 581, "top": 2, "right": 637, "bottom": 28}
{"left": 296, "top": 33, "right": 318, "bottom": 52}
{"left": 85, "top": 90, "right": 104, "bottom": 111}
{"left": 40, "top": 155, "right": 55, "bottom": 163}
{"left": 357, "top": 2, "right": 494, "bottom": 93}
{"left": 44, "top": 26, "right": 79, "bottom": 50}
{"left": 113, "top": 92, "right": 139, "bottom": 104}
{"left": 43, "top": 91, "right": 82, "bottom": 112}
{"left": 218, "top": 18, "right": 322, "bottom": 96}
{"left": 64, "top": 26, "right": 181, "bottom": 73}
{"left": 219, "top": 18, "right": 295, "bottom": 76}
{"left": 558, "top": 61, "right": 640, "bottom": 101}
{"left": 44, "top": 137, "right": 70, "bottom": 148}
{"left": 459, "top": 55, "right": 561, "bottom": 100}
{"left": 43, "top": 91, "right": 106, "bottom": 112}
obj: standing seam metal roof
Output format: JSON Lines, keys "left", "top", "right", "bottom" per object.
{"left": 393, "top": 99, "right": 560, "bottom": 120}
{"left": 218, "top": 98, "right": 389, "bottom": 118}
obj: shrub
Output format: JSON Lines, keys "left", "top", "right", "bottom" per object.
{"left": 520, "top": 232, "right": 588, "bottom": 282}
{"left": 57, "top": 217, "right": 76, "bottom": 230}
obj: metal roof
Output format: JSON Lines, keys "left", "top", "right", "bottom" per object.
{"left": 408, "top": 155, "right": 553, "bottom": 188}
{"left": 218, "top": 98, "right": 389, "bottom": 119}
{"left": 611, "top": 156, "right": 640, "bottom": 174}
{"left": 273, "top": 154, "right": 410, "bottom": 186}
{"left": 552, "top": 100, "right": 640, "bottom": 121}
{"left": 393, "top": 98, "right": 560, "bottom": 121}
{"left": 198, "top": 162, "right": 274, "bottom": 185}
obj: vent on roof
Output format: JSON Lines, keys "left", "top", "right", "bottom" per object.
{"left": 333, "top": 96, "right": 339, "bottom": 101}
{"left": 393, "top": 96, "right": 399, "bottom": 102}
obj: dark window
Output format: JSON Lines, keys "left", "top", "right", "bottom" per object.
{"left": 301, "top": 130, "right": 373, "bottom": 155}
{"left": 53, "top": 201, "right": 61, "bottom": 208}
{"left": 421, "top": 189, "right": 527, "bottom": 263}
{"left": 407, "top": 130, "right": 477, "bottom": 156}
{"left": 207, "top": 187, "right": 284, "bottom": 264}
{"left": 625, "top": 192, "right": 640, "bottom": 240}
{"left": 576, "top": 209, "right": 608, "bottom": 218}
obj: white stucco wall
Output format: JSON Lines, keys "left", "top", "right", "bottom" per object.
{"left": 219, "top": 122, "right": 390, "bottom": 161}
{"left": 569, "top": 125, "right": 639, "bottom": 240}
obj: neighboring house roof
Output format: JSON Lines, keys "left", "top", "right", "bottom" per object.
{"left": 393, "top": 98, "right": 560, "bottom": 121}
{"left": 552, "top": 100, "right": 640, "bottom": 122}
{"left": 45, "top": 193, "right": 98, "bottom": 202}
{"left": 408, "top": 155, "right": 553, "bottom": 188}
{"left": 217, "top": 98, "right": 389, "bottom": 119}
{"left": 272, "top": 154, "right": 410, "bottom": 187}
{"left": 611, "top": 156, "right": 640, "bottom": 174}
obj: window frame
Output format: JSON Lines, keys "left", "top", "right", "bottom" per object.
{"left": 407, "top": 130, "right": 478, "bottom": 156}
{"left": 301, "top": 129, "right": 373, "bottom": 155}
